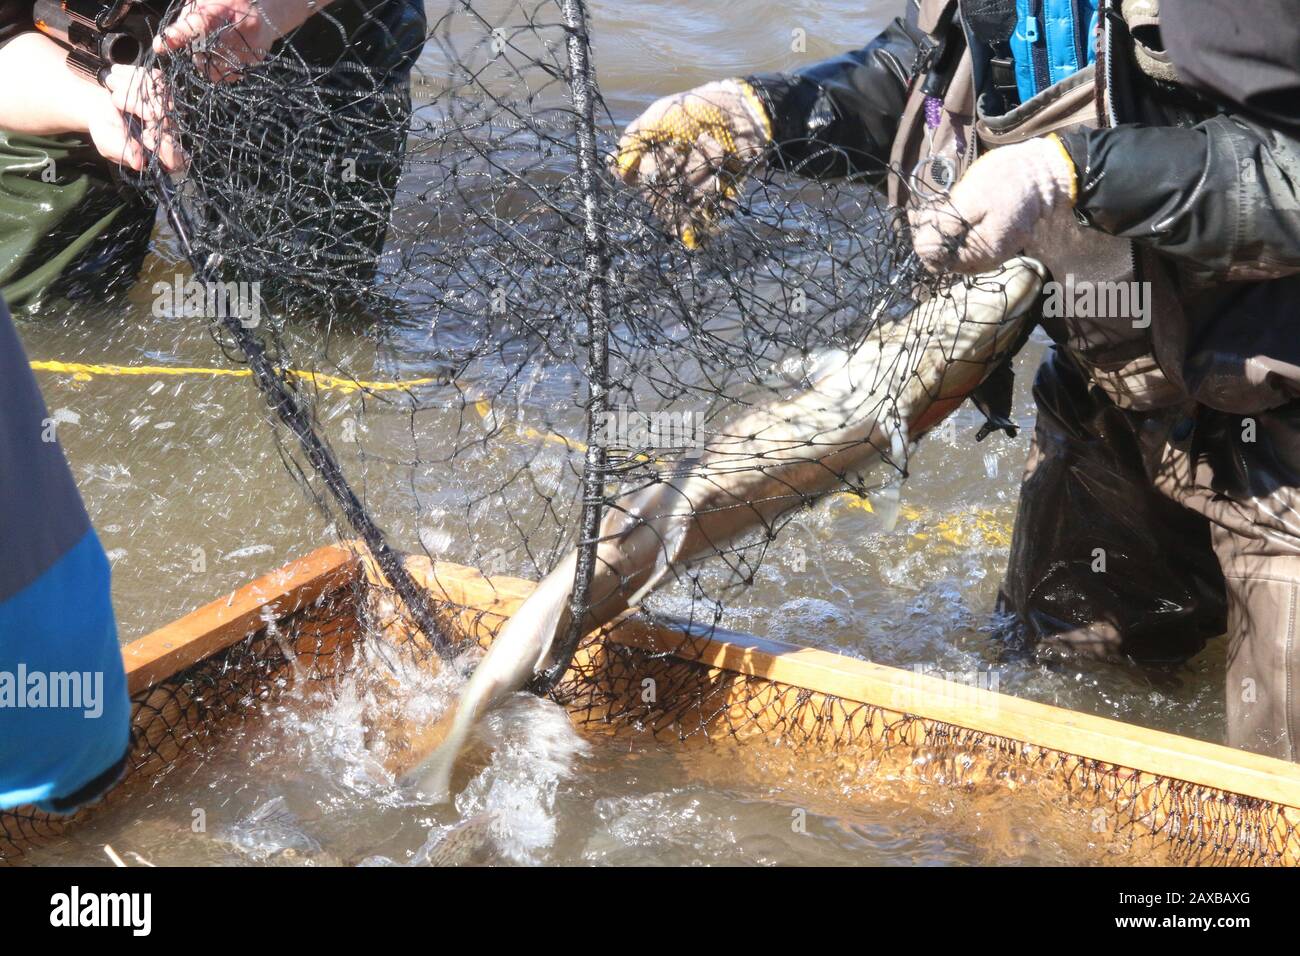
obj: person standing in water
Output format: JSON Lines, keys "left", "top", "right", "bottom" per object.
{"left": 614, "top": 0, "right": 1300, "bottom": 759}
{"left": 0, "top": 289, "right": 129, "bottom": 814}
{"left": 0, "top": 0, "right": 426, "bottom": 309}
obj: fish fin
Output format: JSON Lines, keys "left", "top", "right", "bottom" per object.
{"left": 872, "top": 482, "right": 903, "bottom": 534}
{"left": 241, "top": 794, "right": 293, "bottom": 826}
{"left": 874, "top": 415, "right": 911, "bottom": 534}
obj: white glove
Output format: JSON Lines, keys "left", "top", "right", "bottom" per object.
{"left": 908, "top": 134, "right": 1078, "bottom": 273}
{"left": 614, "top": 79, "right": 772, "bottom": 248}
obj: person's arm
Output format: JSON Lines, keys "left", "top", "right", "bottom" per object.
{"left": 908, "top": 0, "right": 1300, "bottom": 282}
{"left": 744, "top": 12, "right": 925, "bottom": 183}
{"left": 1056, "top": 0, "right": 1300, "bottom": 280}
{"left": 1059, "top": 115, "right": 1300, "bottom": 283}
{"left": 613, "top": 7, "right": 926, "bottom": 245}
{"left": 0, "top": 32, "right": 134, "bottom": 154}
{"left": 154, "top": 0, "right": 341, "bottom": 79}
{"left": 0, "top": 32, "right": 182, "bottom": 169}
{"left": 909, "top": 117, "right": 1300, "bottom": 282}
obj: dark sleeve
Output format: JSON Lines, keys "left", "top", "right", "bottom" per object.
{"left": 0, "top": 0, "right": 35, "bottom": 48}
{"left": 1059, "top": 116, "right": 1300, "bottom": 281}
{"left": 1161, "top": 0, "right": 1300, "bottom": 139}
{"left": 286, "top": 0, "right": 426, "bottom": 74}
{"left": 744, "top": 11, "right": 925, "bottom": 182}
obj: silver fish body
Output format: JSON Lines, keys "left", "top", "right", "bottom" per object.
{"left": 408, "top": 257, "right": 1047, "bottom": 799}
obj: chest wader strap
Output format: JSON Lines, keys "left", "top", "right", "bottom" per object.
{"left": 888, "top": 0, "right": 972, "bottom": 206}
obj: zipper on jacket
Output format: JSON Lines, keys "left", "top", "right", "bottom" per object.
{"left": 1072, "top": 1, "right": 1089, "bottom": 73}
{"left": 1027, "top": 0, "right": 1051, "bottom": 94}
{"left": 1101, "top": 1, "right": 1146, "bottom": 357}
{"left": 1101, "top": 0, "right": 1119, "bottom": 127}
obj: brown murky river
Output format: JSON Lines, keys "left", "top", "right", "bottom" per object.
{"left": 18, "top": 0, "right": 1226, "bottom": 866}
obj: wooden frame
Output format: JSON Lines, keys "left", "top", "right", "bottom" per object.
{"left": 7, "top": 545, "right": 1299, "bottom": 864}
{"left": 394, "top": 552, "right": 1300, "bottom": 811}
{"left": 122, "top": 544, "right": 358, "bottom": 695}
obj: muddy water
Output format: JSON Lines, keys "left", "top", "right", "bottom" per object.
{"left": 16, "top": 0, "right": 1225, "bottom": 865}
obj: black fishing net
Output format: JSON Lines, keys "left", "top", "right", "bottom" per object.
{"left": 129, "top": 0, "right": 986, "bottom": 668}
{"left": 13, "top": 0, "right": 1289, "bottom": 867}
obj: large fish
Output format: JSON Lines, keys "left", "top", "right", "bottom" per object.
{"left": 407, "top": 257, "right": 1047, "bottom": 799}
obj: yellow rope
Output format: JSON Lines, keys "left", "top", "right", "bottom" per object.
{"left": 473, "top": 398, "right": 587, "bottom": 453}
{"left": 29, "top": 359, "right": 440, "bottom": 394}
{"left": 32, "top": 359, "right": 1014, "bottom": 546}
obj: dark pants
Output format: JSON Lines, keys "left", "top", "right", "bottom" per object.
{"left": 1001, "top": 345, "right": 1300, "bottom": 759}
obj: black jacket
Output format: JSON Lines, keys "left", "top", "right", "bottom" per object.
{"left": 0, "top": 0, "right": 33, "bottom": 47}
{"left": 745, "top": 0, "right": 1300, "bottom": 413}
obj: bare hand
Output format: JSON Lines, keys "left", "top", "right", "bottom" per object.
{"left": 87, "top": 65, "right": 185, "bottom": 172}
{"left": 152, "top": 0, "right": 319, "bottom": 81}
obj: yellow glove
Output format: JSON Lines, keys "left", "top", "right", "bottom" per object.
{"left": 614, "top": 79, "right": 772, "bottom": 248}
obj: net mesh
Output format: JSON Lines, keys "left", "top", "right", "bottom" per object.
{"left": 5, "top": 561, "right": 1299, "bottom": 865}
{"left": 0, "top": 582, "right": 356, "bottom": 861}
{"left": 4, "top": 0, "right": 1291, "bottom": 866}
{"left": 139, "top": 0, "right": 948, "bottom": 652}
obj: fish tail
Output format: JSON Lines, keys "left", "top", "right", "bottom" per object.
{"left": 403, "top": 707, "right": 472, "bottom": 801}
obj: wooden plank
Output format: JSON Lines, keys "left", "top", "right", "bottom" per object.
{"left": 121, "top": 544, "right": 358, "bottom": 694}
{"left": 9, "top": 545, "right": 1283, "bottom": 866}
{"left": 397, "top": 556, "right": 1300, "bottom": 811}
{"left": 614, "top": 616, "right": 1300, "bottom": 808}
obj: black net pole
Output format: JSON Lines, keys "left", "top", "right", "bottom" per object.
{"left": 532, "top": 0, "right": 611, "bottom": 694}
{"left": 150, "top": 170, "right": 453, "bottom": 661}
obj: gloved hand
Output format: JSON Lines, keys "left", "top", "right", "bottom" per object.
{"left": 614, "top": 79, "right": 772, "bottom": 248}
{"left": 908, "top": 134, "right": 1078, "bottom": 273}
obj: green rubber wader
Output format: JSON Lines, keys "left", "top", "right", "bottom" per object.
{"left": 0, "top": 0, "right": 425, "bottom": 311}
{"left": 0, "top": 130, "right": 155, "bottom": 309}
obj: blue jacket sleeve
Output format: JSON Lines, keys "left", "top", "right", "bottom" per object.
{"left": 0, "top": 294, "right": 129, "bottom": 815}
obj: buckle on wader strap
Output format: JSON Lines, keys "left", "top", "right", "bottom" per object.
{"left": 913, "top": 0, "right": 963, "bottom": 97}
{"left": 988, "top": 56, "right": 1019, "bottom": 100}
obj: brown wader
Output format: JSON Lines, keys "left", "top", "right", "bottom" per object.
{"left": 1005, "top": 344, "right": 1300, "bottom": 760}
{"left": 891, "top": 0, "right": 1300, "bottom": 759}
